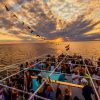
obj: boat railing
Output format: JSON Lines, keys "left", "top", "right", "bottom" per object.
{"left": 1, "top": 53, "right": 99, "bottom": 83}
{"left": 0, "top": 53, "right": 50, "bottom": 72}
{"left": 0, "top": 58, "right": 48, "bottom": 82}
{"left": 0, "top": 54, "right": 99, "bottom": 79}
{"left": 0, "top": 54, "right": 52, "bottom": 80}
{"left": 0, "top": 58, "right": 99, "bottom": 81}
{"left": 0, "top": 53, "right": 98, "bottom": 73}
{"left": 33, "top": 60, "right": 99, "bottom": 68}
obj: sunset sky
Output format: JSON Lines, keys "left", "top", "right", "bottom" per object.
{"left": 0, "top": 0, "right": 100, "bottom": 43}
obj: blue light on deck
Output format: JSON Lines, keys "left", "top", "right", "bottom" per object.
{"left": 32, "top": 79, "right": 39, "bottom": 92}
{"left": 32, "top": 72, "right": 64, "bottom": 92}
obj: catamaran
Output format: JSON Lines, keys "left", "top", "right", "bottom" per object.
{"left": 0, "top": 47, "right": 100, "bottom": 100}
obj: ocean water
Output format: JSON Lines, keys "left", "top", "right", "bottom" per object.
{"left": 0, "top": 41, "right": 100, "bottom": 66}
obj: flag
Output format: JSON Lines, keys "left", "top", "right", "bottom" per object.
{"left": 27, "top": 26, "right": 31, "bottom": 29}
{"left": 13, "top": 14, "right": 18, "bottom": 19}
{"left": 36, "top": 35, "right": 40, "bottom": 37}
{"left": 65, "top": 44, "right": 70, "bottom": 51}
{"left": 5, "top": 5, "right": 10, "bottom": 11}
{"left": 31, "top": 30, "right": 34, "bottom": 33}
{"left": 22, "top": 22, "right": 24, "bottom": 25}
{"left": 48, "top": 77, "right": 51, "bottom": 83}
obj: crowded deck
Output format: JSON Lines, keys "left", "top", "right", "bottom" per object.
{"left": 0, "top": 53, "right": 100, "bottom": 100}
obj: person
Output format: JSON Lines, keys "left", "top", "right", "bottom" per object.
{"left": 79, "top": 66, "right": 85, "bottom": 76}
{"left": 11, "top": 85, "right": 17, "bottom": 100}
{"left": 17, "top": 89, "right": 23, "bottom": 100}
{"left": 92, "top": 71, "right": 100, "bottom": 80}
{"left": 37, "top": 85, "right": 46, "bottom": 100}
{"left": 56, "top": 84, "right": 62, "bottom": 100}
{"left": 25, "top": 62, "right": 29, "bottom": 68}
{"left": 61, "top": 64, "right": 66, "bottom": 73}
{"left": 74, "top": 96, "right": 81, "bottom": 100}
{"left": 57, "top": 66, "right": 61, "bottom": 72}
{"left": 97, "top": 58, "right": 100, "bottom": 66}
{"left": 88, "top": 59, "right": 93, "bottom": 66}
{"left": 81, "top": 78, "right": 88, "bottom": 85}
{"left": 3, "top": 87, "right": 11, "bottom": 100}
{"left": 52, "top": 56, "right": 56, "bottom": 62}
{"left": 72, "top": 72, "right": 80, "bottom": 84}
{"left": 39, "top": 62, "right": 46, "bottom": 70}
{"left": 29, "top": 62, "right": 33, "bottom": 68}
{"left": 58, "top": 74, "right": 65, "bottom": 82}
{"left": 27, "top": 72, "right": 32, "bottom": 92}
{"left": 37, "top": 74, "right": 42, "bottom": 85}
{"left": 34, "top": 62, "right": 40, "bottom": 70}
{"left": 64, "top": 88, "right": 70, "bottom": 100}
{"left": 50, "top": 63, "right": 55, "bottom": 71}
{"left": 3, "top": 81, "right": 11, "bottom": 100}
{"left": 44, "top": 85, "right": 55, "bottom": 100}
{"left": 82, "top": 82, "right": 94, "bottom": 100}
{"left": 66, "top": 64, "right": 71, "bottom": 74}
{"left": 93, "top": 80, "right": 100, "bottom": 97}
{"left": 19, "top": 64, "right": 24, "bottom": 76}
{"left": 0, "top": 85, "right": 5, "bottom": 100}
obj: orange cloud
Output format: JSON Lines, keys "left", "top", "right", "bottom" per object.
{"left": 47, "top": 38, "right": 64, "bottom": 43}
{"left": 0, "top": 33, "right": 22, "bottom": 41}
{"left": 94, "top": 38, "right": 100, "bottom": 41}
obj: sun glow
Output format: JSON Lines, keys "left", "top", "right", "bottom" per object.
{"left": 47, "top": 38, "right": 64, "bottom": 43}
{"left": 0, "top": 33, "right": 22, "bottom": 41}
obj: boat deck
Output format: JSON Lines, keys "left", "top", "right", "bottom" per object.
{"left": 0, "top": 53, "right": 99, "bottom": 100}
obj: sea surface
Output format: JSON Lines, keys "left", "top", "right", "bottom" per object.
{"left": 0, "top": 41, "right": 100, "bottom": 66}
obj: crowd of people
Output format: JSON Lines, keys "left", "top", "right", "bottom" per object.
{"left": 36, "top": 83, "right": 71, "bottom": 100}
{"left": 0, "top": 74, "right": 28, "bottom": 100}
{"left": 35, "top": 82, "right": 95, "bottom": 100}
{"left": 0, "top": 53, "right": 100, "bottom": 100}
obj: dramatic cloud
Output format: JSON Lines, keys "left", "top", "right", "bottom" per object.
{"left": 0, "top": 0, "right": 100, "bottom": 43}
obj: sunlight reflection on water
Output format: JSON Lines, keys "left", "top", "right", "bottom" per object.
{"left": 0, "top": 41, "right": 100, "bottom": 66}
